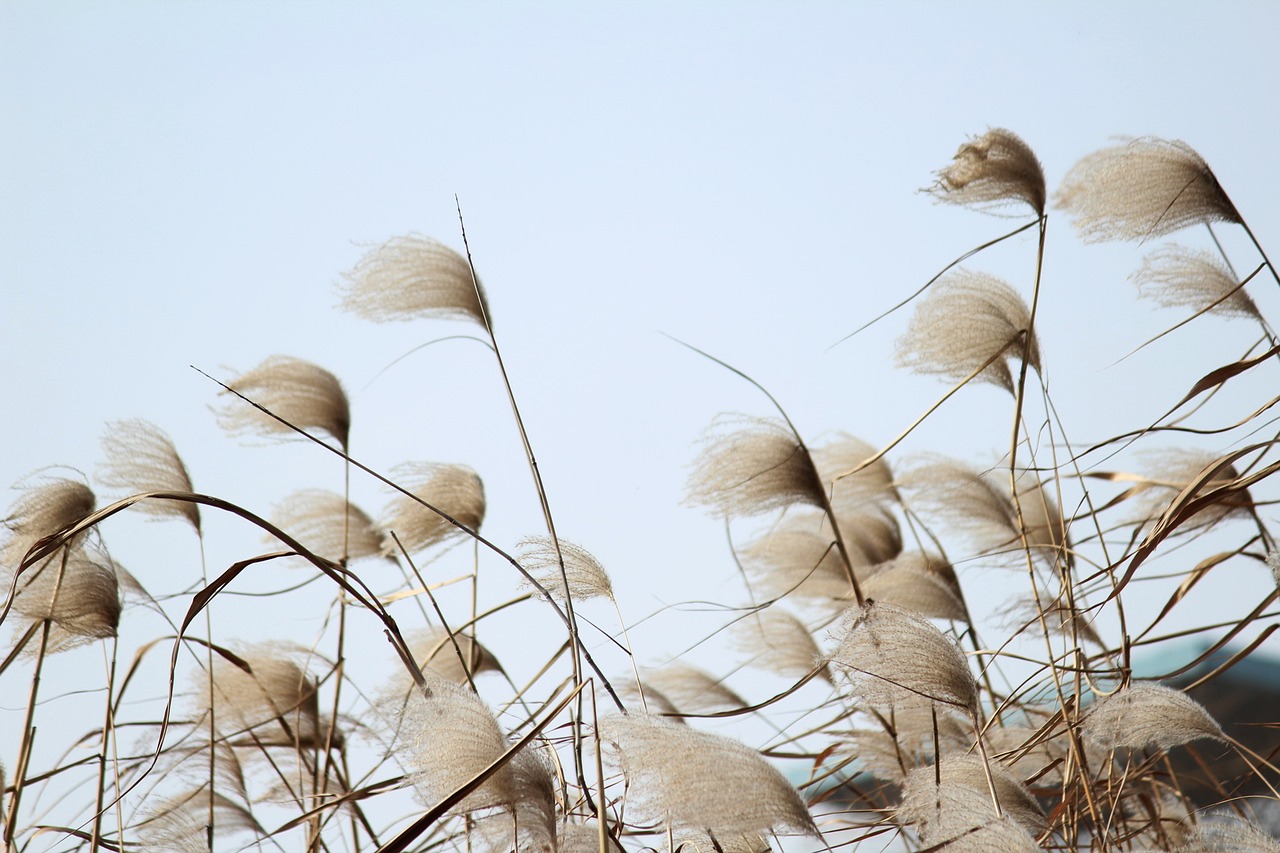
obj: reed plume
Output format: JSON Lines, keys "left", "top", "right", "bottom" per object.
{"left": 926, "top": 127, "right": 1046, "bottom": 217}
{"left": 1174, "top": 815, "right": 1280, "bottom": 853}
{"left": 600, "top": 714, "right": 817, "bottom": 839}
{"left": 9, "top": 544, "right": 122, "bottom": 651}
{"left": 1082, "top": 682, "right": 1225, "bottom": 751}
{"left": 894, "top": 269, "right": 1040, "bottom": 394}
{"left": 642, "top": 662, "right": 746, "bottom": 715}
{"left": 1132, "top": 244, "right": 1261, "bottom": 322}
{"left": 2, "top": 475, "right": 96, "bottom": 566}
{"left": 1055, "top": 137, "right": 1241, "bottom": 242}
{"left": 829, "top": 600, "right": 978, "bottom": 712}
{"left": 862, "top": 552, "right": 967, "bottom": 623}
{"left": 269, "top": 489, "right": 386, "bottom": 563}
{"left": 199, "top": 642, "right": 329, "bottom": 748}
{"left": 98, "top": 419, "right": 201, "bottom": 531}
{"left": 380, "top": 461, "right": 486, "bottom": 554}
{"left": 517, "top": 535, "right": 614, "bottom": 603}
{"left": 733, "top": 607, "right": 828, "bottom": 682}
{"left": 338, "top": 234, "right": 489, "bottom": 326}
{"left": 686, "top": 415, "right": 826, "bottom": 519}
{"left": 899, "top": 753, "right": 1047, "bottom": 840}
{"left": 407, "top": 626, "right": 502, "bottom": 684}
{"left": 215, "top": 355, "right": 351, "bottom": 450}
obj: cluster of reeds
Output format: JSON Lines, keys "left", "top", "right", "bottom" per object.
{"left": 3, "top": 130, "right": 1278, "bottom": 852}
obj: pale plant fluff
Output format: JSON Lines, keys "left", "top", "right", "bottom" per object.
{"left": 1055, "top": 137, "right": 1241, "bottom": 243}
{"left": 383, "top": 674, "right": 541, "bottom": 818}
{"left": 898, "top": 457, "right": 1065, "bottom": 567}
{"left": 926, "top": 127, "right": 1046, "bottom": 217}
{"left": 338, "top": 234, "right": 490, "bottom": 327}
{"left": 733, "top": 607, "right": 829, "bottom": 682}
{"left": 599, "top": 714, "right": 817, "bottom": 840}
{"left": 686, "top": 414, "right": 827, "bottom": 519}
{"left": 268, "top": 489, "right": 386, "bottom": 563}
{"left": 862, "top": 553, "right": 968, "bottom": 623}
{"left": 380, "top": 461, "right": 486, "bottom": 555}
{"left": 199, "top": 642, "right": 331, "bottom": 748}
{"left": 1083, "top": 682, "right": 1224, "bottom": 751}
{"left": 1130, "top": 448, "right": 1253, "bottom": 533}
{"left": 98, "top": 419, "right": 201, "bottom": 532}
{"left": 741, "top": 515, "right": 866, "bottom": 605}
{"left": 1172, "top": 814, "right": 1280, "bottom": 853}
{"left": 641, "top": 661, "right": 747, "bottom": 715}
{"left": 215, "top": 355, "right": 351, "bottom": 451}
{"left": 895, "top": 269, "right": 1040, "bottom": 394}
{"left": 10, "top": 544, "right": 122, "bottom": 652}
{"left": 407, "top": 626, "right": 503, "bottom": 685}
{"left": 847, "top": 698, "right": 972, "bottom": 783}
{"left": 811, "top": 432, "right": 899, "bottom": 513}
{"left": 516, "top": 535, "right": 614, "bottom": 602}
{"left": 829, "top": 600, "right": 978, "bottom": 712}
{"left": 899, "top": 753, "right": 1047, "bottom": 841}
{"left": 1131, "top": 244, "right": 1261, "bottom": 322}
{"left": 1, "top": 475, "right": 96, "bottom": 567}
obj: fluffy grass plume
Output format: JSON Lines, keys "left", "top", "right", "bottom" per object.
{"left": 338, "top": 234, "right": 490, "bottom": 327}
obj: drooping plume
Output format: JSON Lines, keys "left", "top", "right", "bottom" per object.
{"left": 269, "top": 489, "right": 386, "bottom": 563}
{"left": 829, "top": 600, "right": 978, "bottom": 712}
{"left": 895, "top": 270, "right": 1040, "bottom": 394}
{"left": 1055, "top": 137, "right": 1241, "bottom": 243}
{"left": 926, "top": 128, "right": 1046, "bottom": 217}
{"left": 2, "top": 474, "right": 96, "bottom": 565}
{"left": 408, "top": 626, "right": 502, "bottom": 685}
{"left": 380, "top": 462, "right": 485, "bottom": 555}
{"left": 517, "top": 535, "right": 614, "bottom": 603}
{"left": 10, "top": 544, "right": 122, "bottom": 652}
{"left": 811, "top": 432, "right": 899, "bottom": 513}
{"left": 98, "top": 419, "right": 200, "bottom": 532}
{"left": 899, "top": 753, "right": 1047, "bottom": 842}
{"left": 734, "top": 608, "right": 829, "bottom": 682}
{"left": 1131, "top": 244, "right": 1261, "bottom": 323}
{"left": 641, "top": 662, "right": 747, "bottom": 715}
{"left": 199, "top": 642, "right": 331, "bottom": 749}
{"left": 600, "top": 714, "right": 817, "bottom": 839}
{"left": 686, "top": 415, "right": 826, "bottom": 519}
{"left": 862, "top": 552, "right": 968, "bottom": 623}
{"left": 1082, "top": 682, "right": 1224, "bottom": 751}
{"left": 338, "top": 234, "right": 489, "bottom": 327}
{"left": 215, "top": 355, "right": 351, "bottom": 451}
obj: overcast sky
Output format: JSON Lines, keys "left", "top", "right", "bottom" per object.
{"left": 4, "top": 2, "right": 1280, "bottom": 732}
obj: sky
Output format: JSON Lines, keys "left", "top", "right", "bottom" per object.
{"left": 3, "top": 0, "right": 1280, "bottom": 822}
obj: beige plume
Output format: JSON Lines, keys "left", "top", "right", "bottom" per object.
{"left": 1173, "top": 815, "right": 1280, "bottom": 853}
{"left": 1083, "top": 682, "right": 1224, "bottom": 751}
{"left": 895, "top": 269, "right": 1040, "bottom": 394}
{"left": 848, "top": 699, "right": 972, "bottom": 783}
{"left": 516, "top": 535, "right": 614, "bottom": 603}
{"left": 338, "top": 234, "right": 489, "bottom": 327}
{"left": 742, "top": 514, "right": 866, "bottom": 605}
{"left": 829, "top": 600, "right": 977, "bottom": 712}
{"left": 600, "top": 714, "right": 817, "bottom": 838}
{"left": 2, "top": 475, "right": 96, "bottom": 567}
{"left": 686, "top": 415, "right": 826, "bottom": 519}
{"left": 1055, "top": 137, "right": 1241, "bottom": 243}
{"left": 811, "top": 432, "right": 899, "bottom": 513}
{"left": 642, "top": 662, "right": 747, "bottom": 715}
{"left": 734, "top": 607, "right": 829, "bottom": 682}
{"left": 268, "top": 489, "right": 386, "bottom": 562}
{"left": 380, "top": 462, "right": 485, "bottom": 554}
{"left": 199, "top": 642, "right": 332, "bottom": 749}
{"left": 926, "top": 128, "right": 1046, "bottom": 217}
{"left": 11, "top": 544, "right": 122, "bottom": 652}
{"left": 1132, "top": 244, "right": 1261, "bottom": 322}
{"left": 215, "top": 355, "right": 351, "bottom": 451}
{"left": 98, "top": 419, "right": 200, "bottom": 532}
{"left": 408, "top": 626, "right": 502, "bottom": 684}
{"left": 899, "top": 753, "right": 1047, "bottom": 841}
{"left": 862, "top": 552, "right": 967, "bottom": 623}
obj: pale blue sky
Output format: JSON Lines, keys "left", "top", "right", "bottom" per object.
{"left": 3, "top": 1, "right": 1279, "bottom": 725}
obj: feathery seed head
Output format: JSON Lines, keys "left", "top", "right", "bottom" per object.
{"left": 927, "top": 128, "right": 1046, "bottom": 217}
{"left": 215, "top": 355, "right": 351, "bottom": 450}
{"left": 686, "top": 415, "right": 826, "bottom": 519}
{"left": 408, "top": 626, "right": 502, "bottom": 684}
{"left": 642, "top": 662, "right": 747, "bottom": 715}
{"left": 742, "top": 515, "right": 866, "bottom": 605}
{"left": 600, "top": 714, "right": 817, "bottom": 838}
{"left": 862, "top": 553, "right": 967, "bottom": 623}
{"left": 895, "top": 269, "right": 1040, "bottom": 394}
{"left": 201, "top": 643, "right": 330, "bottom": 748}
{"left": 517, "top": 535, "right": 614, "bottom": 603}
{"left": 380, "top": 462, "right": 485, "bottom": 555}
{"left": 339, "top": 234, "right": 490, "bottom": 327}
{"left": 899, "top": 753, "right": 1046, "bottom": 841}
{"left": 734, "top": 608, "right": 829, "bottom": 682}
{"left": 269, "top": 489, "right": 386, "bottom": 563}
{"left": 385, "top": 674, "right": 518, "bottom": 814}
{"left": 3, "top": 475, "right": 96, "bottom": 545}
{"left": 11, "top": 544, "right": 122, "bottom": 650}
{"left": 1132, "top": 244, "right": 1260, "bottom": 322}
{"left": 98, "top": 419, "right": 200, "bottom": 531}
{"left": 1083, "top": 682, "right": 1224, "bottom": 751}
{"left": 1055, "top": 137, "right": 1241, "bottom": 243}
{"left": 829, "top": 600, "right": 978, "bottom": 712}
{"left": 1173, "top": 814, "right": 1280, "bottom": 853}
{"left": 812, "top": 432, "right": 899, "bottom": 512}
